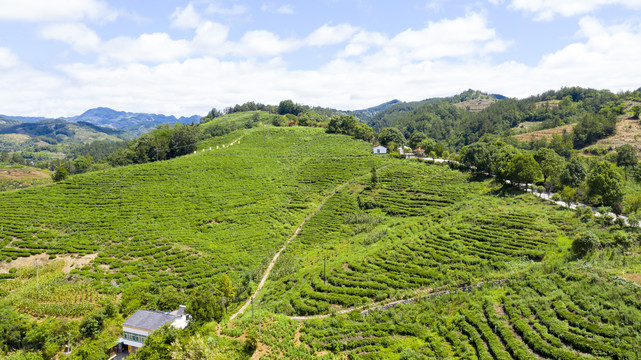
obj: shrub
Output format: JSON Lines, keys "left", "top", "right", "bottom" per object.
{"left": 572, "top": 232, "right": 600, "bottom": 256}
{"left": 613, "top": 231, "right": 632, "bottom": 249}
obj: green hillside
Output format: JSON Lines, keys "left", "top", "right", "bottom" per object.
{"left": 2, "top": 125, "right": 641, "bottom": 359}
{"left": 0, "top": 118, "right": 127, "bottom": 155}
{"left": 0, "top": 127, "right": 387, "bottom": 292}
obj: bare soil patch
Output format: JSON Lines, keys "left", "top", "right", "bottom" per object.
{"left": 0, "top": 253, "right": 97, "bottom": 273}
{"left": 621, "top": 273, "right": 641, "bottom": 285}
{"left": 513, "top": 124, "right": 576, "bottom": 142}
{"left": 454, "top": 99, "right": 496, "bottom": 112}
{"left": 251, "top": 342, "right": 272, "bottom": 360}
{"left": 0, "top": 168, "right": 50, "bottom": 181}
{"left": 593, "top": 118, "right": 641, "bottom": 156}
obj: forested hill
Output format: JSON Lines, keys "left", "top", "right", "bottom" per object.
{"left": 1, "top": 107, "right": 201, "bottom": 137}
{"left": 0, "top": 118, "right": 128, "bottom": 152}
{"left": 67, "top": 107, "right": 201, "bottom": 136}
{"left": 367, "top": 87, "right": 639, "bottom": 149}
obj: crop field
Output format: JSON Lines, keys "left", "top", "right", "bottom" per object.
{"left": 0, "top": 260, "right": 108, "bottom": 318}
{"left": 0, "top": 127, "right": 388, "bottom": 291}
{"left": 260, "top": 161, "right": 579, "bottom": 316}
{"left": 299, "top": 269, "right": 641, "bottom": 359}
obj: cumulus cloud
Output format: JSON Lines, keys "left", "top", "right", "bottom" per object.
{"left": 506, "top": 0, "right": 641, "bottom": 20}
{"left": 100, "top": 33, "right": 192, "bottom": 63}
{"left": 170, "top": 3, "right": 201, "bottom": 29}
{"left": 384, "top": 13, "right": 509, "bottom": 61}
{"left": 205, "top": 2, "right": 248, "bottom": 16}
{"left": 234, "top": 30, "right": 301, "bottom": 57}
{"left": 306, "top": 24, "right": 360, "bottom": 46}
{"left": 0, "top": 47, "right": 22, "bottom": 68}
{"left": 261, "top": 3, "right": 295, "bottom": 14}
{"left": 0, "top": 0, "right": 116, "bottom": 22}
{"left": 39, "top": 23, "right": 101, "bottom": 53}
{"left": 3, "top": 9, "right": 641, "bottom": 118}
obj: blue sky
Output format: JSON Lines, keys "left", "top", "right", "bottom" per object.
{"left": 0, "top": 0, "right": 640, "bottom": 117}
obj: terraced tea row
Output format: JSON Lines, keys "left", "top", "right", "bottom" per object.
{"left": 261, "top": 163, "right": 560, "bottom": 316}
{"left": 300, "top": 270, "right": 641, "bottom": 359}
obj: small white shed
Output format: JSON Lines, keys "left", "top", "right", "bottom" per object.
{"left": 373, "top": 146, "right": 387, "bottom": 154}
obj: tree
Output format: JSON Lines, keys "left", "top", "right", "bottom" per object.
{"left": 572, "top": 232, "right": 600, "bottom": 257}
{"left": 586, "top": 160, "right": 624, "bottom": 206}
{"left": 460, "top": 142, "right": 492, "bottom": 173}
{"left": 278, "top": 100, "right": 303, "bottom": 116}
{"left": 72, "top": 154, "right": 94, "bottom": 174}
{"left": 157, "top": 286, "right": 183, "bottom": 312}
{"left": 378, "top": 127, "right": 405, "bottom": 147}
{"left": 631, "top": 105, "right": 641, "bottom": 119}
{"left": 508, "top": 153, "right": 541, "bottom": 186}
{"left": 560, "top": 156, "right": 588, "bottom": 188}
{"left": 187, "top": 286, "right": 223, "bottom": 324}
{"left": 535, "top": 148, "right": 564, "bottom": 183}
{"left": 169, "top": 124, "right": 200, "bottom": 158}
{"left": 616, "top": 144, "right": 638, "bottom": 180}
{"left": 51, "top": 166, "right": 68, "bottom": 182}
{"left": 491, "top": 144, "right": 518, "bottom": 181}
{"left": 217, "top": 274, "right": 236, "bottom": 310}
{"left": 559, "top": 186, "right": 577, "bottom": 207}
{"left": 130, "top": 324, "right": 178, "bottom": 360}
{"left": 625, "top": 192, "right": 641, "bottom": 214}
{"left": 408, "top": 132, "right": 426, "bottom": 149}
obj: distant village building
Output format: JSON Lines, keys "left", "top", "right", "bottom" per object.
{"left": 373, "top": 145, "right": 387, "bottom": 154}
{"left": 118, "top": 305, "right": 188, "bottom": 355}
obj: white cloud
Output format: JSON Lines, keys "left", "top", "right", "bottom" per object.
{"left": 170, "top": 3, "right": 201, "bottom": 29}
{"left": 192, "top": 21, "right": 230, "bottom": 53}
{"left": 101, "top": 33, "right": 192, "bottom": 63}
{"left": 234, "top": 30, "right": 301, "bottom": 57}
{"left": 0, "top": 47, "right": 22, "bottom": 68}
{"left": 3, "top": 11, "right": 641, "bottom": 118}
{"left": 507, "top": 0, "right": 641, "bottom": 20}
{"left": 38, "top": 23, "right": 101, "bottom": 53}
{"left": 0, "top": 0, "right": 116, "bottom": 22}
{"left": 206, "top": 2, "right": 248, "bottom": 16}
{"left": 337, "top": 31, "right": 387, "bottom": 58}
{"left": 306, "top": 24, "right": 360, "bottom": 46}
{"left": 381, "top": 13, "right": 509, "bottom": 62}
{"left": 261, "top": 3, "right": 295, "bottom": 14}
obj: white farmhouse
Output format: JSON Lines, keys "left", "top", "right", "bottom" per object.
{"left": 119, "top": 305, "right": 188, "bottom": 355}
{"left": 373, "top": 145, "right": 387, "bottom": 154}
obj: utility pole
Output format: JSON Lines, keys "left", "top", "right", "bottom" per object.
{"left": 324, "top": 256, "right": 326, "bottom": 284}
{"left": 34, "top": 260, "right": 40, "bottom": 292}
{"left": 258, "top": 301, "right": 261, "bottom": 339}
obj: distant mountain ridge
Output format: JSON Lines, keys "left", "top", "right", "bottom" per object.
{"left": 1, "top": 107, "right": 201, "bottom": 136}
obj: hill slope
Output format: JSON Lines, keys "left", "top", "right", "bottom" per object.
{"left": 0, "top": 118, "right": 127, "bottom": 152}
{"left": 0, "top": 127, "right": 388, "bottom": 291}
{"left": 68, "top": 107, "right": 201, "bottom": 136}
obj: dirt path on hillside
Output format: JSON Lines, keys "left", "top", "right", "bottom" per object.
{"left": 288, "top": 279, "right": 506, "bottom": 321}
{"left": 229, "top": 164, "right": 392, "bottom": 321}
{"left": 229, "top": 180, "right": 352, "bottom": 321}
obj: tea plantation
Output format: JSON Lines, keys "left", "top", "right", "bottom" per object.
{"left": 0, "top": 127, "right": 389, "bottom": 300}
{"left": 2, "top": 126, "right": 641, "bottom": 359}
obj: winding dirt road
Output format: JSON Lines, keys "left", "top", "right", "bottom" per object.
{"left": 229, "top": 178, "right": 353, "bottom": 321}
